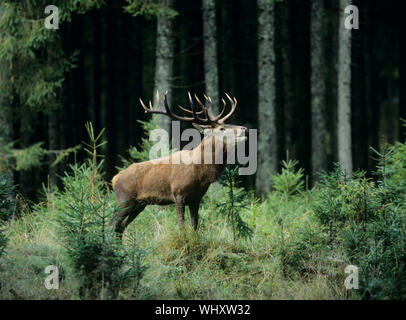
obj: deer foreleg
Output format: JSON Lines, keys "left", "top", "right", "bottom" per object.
{"left": 175, "top": 202, "right": 185, "bottom": 228}
{"left": 189, "top": 203, "right": 200, "bottom": 230}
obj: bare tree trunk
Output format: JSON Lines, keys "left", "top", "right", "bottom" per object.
{"left": 256, "top": 0, "right": 277, "bottom": 195}
{"left": 280, "top": 0, "right": 295, "bottom": 160}
{"left": 154, "top": 0, "right": 175, "bottom": 135}
{"left": 48, "top": 108, "right": 58, "bottom": 190}
{"left": 399, "top": 2, "right": 406, "bottom": 139}
{"left": 202, "top": 0, "right": 219, "bottom": 113}
{"left": 337, "top": 0, "right": 353, "bottom": 174}
{"left": 47, "top": 45, "right": 59, "bottom": 191}
{"left": 92, "top": 9, "right": 101, "bottom": 133}
{"left": 310, "top": 0, "right": 327, "bottom": 183}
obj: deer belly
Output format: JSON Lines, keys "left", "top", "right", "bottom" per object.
{"left": 137, "top": 186, "right": 174, "bottom": 205}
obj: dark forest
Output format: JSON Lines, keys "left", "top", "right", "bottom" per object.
{"left": 0, "top": 0, "right": 405, "bottom": 300}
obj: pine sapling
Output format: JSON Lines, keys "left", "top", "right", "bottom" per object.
{"left": 217, "top": 166, "right": 253, "bottom": 242}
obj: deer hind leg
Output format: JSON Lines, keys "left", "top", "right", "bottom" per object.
{"left": 122, "top": 202, "right": 146, "bottom": 231}
{"left": 113, "top": 184, "right": 145, "bottom": 235}
{"left": 114, "top": 199, "right": 134, "bottom": 235}
{"left": 114, "top": 200, "right": 146, "bottom": 235}
{"left": 189, "top": 203, "right": 200, "bottom": 231}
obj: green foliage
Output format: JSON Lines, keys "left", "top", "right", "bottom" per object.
{"left": 119, "top": 119, "right": 158, "bottom": 167}
{"left": 51, "top": 145, "right": 81, "bottom": 167}
{"left": 281, "top": 222, "right": 329, "bottom": 276}
{"left": 13, "top": 142, "right": 48, "bottom": 171}
{"left": 53, "top": 123, "right": 143, "bottom": 299}
{"left": 266, "top": 157, "right": 327, "bottom": 278}
{"left": 118, "top": 117, "right": 174, "bottom": 169}
{"left": 121, "top": 234, "right": 148, "bottom": 298}
{"left": 0, "top": 141, "right": 80, "bottom": 173}
{"left": 371, "top": 144, "right": 406, "bottom": 204}
{"left": 217, "top": 166, "right": 253, "bottom": 241}
{"left": 311, "top": 143, "right": 406, "bottom": 299}
{"left": 0, "top": 174, "right": 14, "bottom": 256}
{"left": 124, "top": 0, "right": 178, "bottom": 19}
{"left": 271, "top": 154, "right": 305, "bottom": 198}
{"left": 55, "top": 162, "right": 123, "bottom": 299}
{"left": 0, "top": 0, "right": 102, "bottom": 121}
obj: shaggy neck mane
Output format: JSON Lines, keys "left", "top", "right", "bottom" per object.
{"left": 191, "top": 135, "right": 227, "bottom": 184}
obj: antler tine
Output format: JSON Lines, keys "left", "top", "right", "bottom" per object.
{"left": 140, "top": 91, "right": 195, "bottom": 122}
{"left": 203, "top": 93, "right": 215, "bottom": 121}
{"left": 202, "top": 93, "right": 215, "bottom": 120}
{"left": 177, "top": 92, "right": 205, "bottom": 116}
{"left": 188, "top": 92, "right": 199, "bottom": 119}
{"left": 202, "top": 94, "right": 213, "bottom": 111}
{"left": 162, "top": 93, "right": 196, "bottom": 122}
{"left": 177, "top": 104, "right": 204, "bottom": 116}
{"left": 139, "top": 94, "right": 165, "bottom": 115}
{"left": 187, "top": 92, "right": 211, "bottom": 124}
{"left": 139, "top": 98, "right": 150, "bottom": 114}
{"left": 194, "top": 94, "right": 212, "bottom": 123}
{"left": 217, "top": 93, "right": 237, "bottom": 123}
{"left": 200, "top": 93, "right": 230, "bottom": 122}
{"left": 202, "top": 93, "right": 210, "bottom": 103}
{"left": 194, "top": 94, "right": 205, "bottom": 109}
{"left": 211, "top": 98, "right": 227, "bottom": 122}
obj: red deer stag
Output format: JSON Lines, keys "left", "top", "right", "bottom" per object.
{"left": 112, "top": 92, "right": 247, "bottom": 235}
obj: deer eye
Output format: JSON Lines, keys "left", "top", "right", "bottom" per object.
{"left": 220, "top": 128, "right": 225, "bottom": 132}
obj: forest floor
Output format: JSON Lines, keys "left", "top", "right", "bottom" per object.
{"left": 0, "top": 185, "right": 349, "bottom": 300}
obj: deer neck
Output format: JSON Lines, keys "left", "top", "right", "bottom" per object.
{"left": 191, "top": 136, "right": 227, "bottom": 184}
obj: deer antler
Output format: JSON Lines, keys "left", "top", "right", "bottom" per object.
{"left": 217, "top": 93, "right": 237, "bottom": 124}
{"left": 178, "top": 92, "right": 237, "bottom": 124}
{"left": 140, "top": 91, "right": 238, "bottom": 125}
{"left": 140, "top": 91, "right": 200, "bottom": 123}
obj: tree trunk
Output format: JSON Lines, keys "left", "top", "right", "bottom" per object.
{"left": 400, "top": 2, "right": 406, "bottom": 139}
{"left": 154, "top": 0, "right": 175, "bottom": 135}
{"left": 47, "top": 48, "right": 59, "bottom": 191}
{"left": 92, "top": 9, "right": 101, "bottom": 134}
{"left": 202, "top": 0, "right": 219, "bottom": 113}
{"left": 106, "top": 3, "right": 117, "bottom": 178}
{"left": 18, "top": 106, "right": 35, "bottom": 199}
{"left": 48, "top": 108, "right": 58, "bottom": 190}
{"left": 310, "top": 0, "right": 327, "bottom": 183}
{"left": 337, "top": 0, "right": 353, "bottom": 174}
{"left": 256, "top": 0, "right": 277, "bottom": 195}
{"left": 280, "top": 0, "right": 295, "bottom": 160}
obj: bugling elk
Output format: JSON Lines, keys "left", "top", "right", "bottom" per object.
{"left": 112, "top": 92, "right": 247, "bottom": 235}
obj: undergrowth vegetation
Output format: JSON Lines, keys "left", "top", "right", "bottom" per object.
{"left": 0, "top": 122, "right": 405, "bottom": 300}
